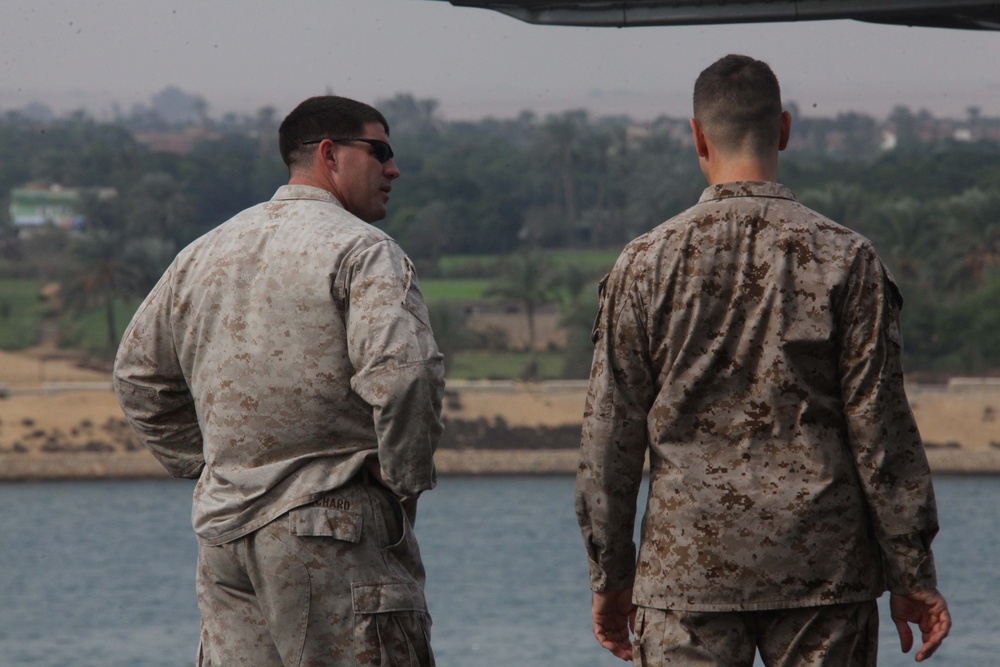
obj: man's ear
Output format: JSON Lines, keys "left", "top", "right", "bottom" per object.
{"left": 690, "top": 118, "right": 709, "bottom": 158}
{"left": 316, "top": 138, "right": 339, "bottom": 171}
{"left": 778, "top": 111, "right": 792, "bottom": 152}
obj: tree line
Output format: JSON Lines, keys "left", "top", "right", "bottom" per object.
{"left": 0, "top": 95, "right": 998, "bottom": 376}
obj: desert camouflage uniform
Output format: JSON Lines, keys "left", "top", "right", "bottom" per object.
{"left": 633, "top": 601, "right": 878, "bottom": 666}
{"left": 114, "top": 184, "right": 444, "bottom": 666}
{"left": 195, "top": 472, "right": 433, "bottom": 667}
{"left": 575, "top": 181, "right": 938, "bottom": 614}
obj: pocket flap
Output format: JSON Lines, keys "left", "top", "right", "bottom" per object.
{"left": 352, "top": 582, "right": 428, "bottom": 615}
{"left": 288, "top": 506, "right": 362, "bottom": 543}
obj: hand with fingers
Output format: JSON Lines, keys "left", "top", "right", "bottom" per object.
{"left": 592, "top": 588, "right": 637, "bottom": 661}
{"left": 890, "top": 588, "right": 952, "bottom": 662}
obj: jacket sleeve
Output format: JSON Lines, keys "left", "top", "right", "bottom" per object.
{"left": 575, "top": 264, "right": 654, "bottom": 592}
{"left": 343, "top": 240, "right": 445, "bottom": 499}
{"left": 113, "top": 268, "right": 205, "bottom": 479}
{"left": 838, "top": 245, "right": 939, "bottom": 594}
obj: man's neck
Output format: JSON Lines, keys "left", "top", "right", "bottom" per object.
{"left": 703, "top": 158, "right": 778, "bottom": 186}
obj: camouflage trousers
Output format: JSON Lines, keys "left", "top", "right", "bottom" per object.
{"left": 634, "top": 601, "right": 878, "bottom": 667}
{"left": 195, "top": 472, "right": 434, "bottom": 667}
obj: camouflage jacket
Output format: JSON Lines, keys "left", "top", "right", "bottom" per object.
{"left": 114, "top": 185, "right": 445, "bottom": 546}
{"left": 575, "top": 182, "right": 939, "bottom": 612}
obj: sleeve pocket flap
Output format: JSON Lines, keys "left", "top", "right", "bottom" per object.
{"left": 289, "top": 506, "right": 362, "bottom": 543}
{"left": 352, "top": 582, "right": 428, "bottom": 614}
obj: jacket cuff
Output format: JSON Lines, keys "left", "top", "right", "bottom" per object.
{"left": 881, "top": 531, "right": 938, "bottom": 594}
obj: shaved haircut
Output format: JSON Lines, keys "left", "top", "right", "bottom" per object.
{"left": 693, "top": 54, "right": 783, "bottom": 158}
{"left": 278, "top": 96, "right": 389, "bottom": 172}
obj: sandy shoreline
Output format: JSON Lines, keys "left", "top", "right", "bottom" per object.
{"left": 2, "top": 349, "right": 999, "bottom": 479}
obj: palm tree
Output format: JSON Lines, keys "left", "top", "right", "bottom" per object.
{"left": 60, "top": 194, "right": 171, "bottom": 355}
{"left": 123, "top": 172, "right": 196, "bottom": 243}
{"left": 538, "top": 111, "right": 589, "bottom": 247}
{"left": 427, "top": 302, "right": 474, "bottom": 375}
{"left": 61, "top": 228, "right": 133, "bottom": 353}
{"left": 552, "top": 263, "right": 602, "bottom": 379}
{"left": 939, "top": 188, "right": 1000, "bottom": 292}
{"left": 867, "top": 197, "right": 937, "bottom": 289}
{"left": 582, "top": 124, "right": 629, "bottom": 247}
{"left": 486, "top": 249, "right": 558, "bottom": 379}
{"left": 797, "top": 183, "right": 867, "bottom": 232}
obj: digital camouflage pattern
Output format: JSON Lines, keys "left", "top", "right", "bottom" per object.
{"left": 196, "top": 474, "right": 434, "bottom": 666}
{"left": 114, "top": 184, "right": 445, "bottom": 546}
{"left": 633, "top": 600, "right": 878, "bottom": 666}
{"left": 576, "top": 182, "right": 938, "bottom": 612}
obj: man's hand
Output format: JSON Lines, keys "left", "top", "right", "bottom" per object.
{"left": 890, "top": 589, "right": 951, "bottom": 662}
{"left": 363, "top": 457, "right": 386, "bottom": 485}
{"left": 592, "top": 588, "right": 636, "bottom": 661}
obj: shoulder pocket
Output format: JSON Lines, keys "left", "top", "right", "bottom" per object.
{"left": 882, "top": 265, "right": 904, "bottom": 348}
{"left": 401, "top": 258, "right": 435, "bottom": 332}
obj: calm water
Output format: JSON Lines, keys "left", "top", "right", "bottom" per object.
{"left": 0, "top": 475, "right": 996, "bottom": 666}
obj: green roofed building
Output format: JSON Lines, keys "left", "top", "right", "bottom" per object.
{"left": 9, "top": 184, "right": 115, "bottom": 231}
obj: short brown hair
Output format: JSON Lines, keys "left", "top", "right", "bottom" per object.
{"left": 278, "top": 96, "right": 389, "bottom": 170}
{"left": 693, "top": 54, "right": 782, "bottom": 157}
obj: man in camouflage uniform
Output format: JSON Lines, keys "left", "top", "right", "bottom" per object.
{"left": 575, "top": 55, "right": 951, "bottom": 666}
{"left": 114, "top": 96, "right": 443, "bottom": 666}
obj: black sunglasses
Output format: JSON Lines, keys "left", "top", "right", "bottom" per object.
{"left": 301, "top": 137, "right": 394, "bottom": 164}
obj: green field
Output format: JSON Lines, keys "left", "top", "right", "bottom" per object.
{"left": 0, "top": 279, "right": 145, "bottom": 354}
{"left": 0, "top": 262, "right": 589, "bottom": 380}
{"left": 58, "top": 299, "right": 143, "bottom": 353}
{"left": 448, "top": 350, "right": 566, "bottom": 381}
{"left": 422, "top": 250, "right": 618, "bottom": 303}
{"left": 437, "top": 249, "right": 619, "bottom": 279}
{"left": 546, "top": 249, "right": 620, "bottom": 272}
{"left": 419, "top": 279, "right": 492, "bottom": 302}
{"left": 0, "top": 280, "right": 43, "bottom": 349}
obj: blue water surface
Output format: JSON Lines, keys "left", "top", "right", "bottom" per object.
{"left": 0, "top": 475, "right": 995, "bottom": 666}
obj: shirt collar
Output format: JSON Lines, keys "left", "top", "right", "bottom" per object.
{"left": 271, "top": 184, "right": 345, "bottom": 209}
{"left": 698, "top": 181, "right": 796, "bottom": 204}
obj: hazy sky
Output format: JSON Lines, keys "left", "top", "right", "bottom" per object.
{"left": 1, "top": 0, "right": 998, "bottom": 122}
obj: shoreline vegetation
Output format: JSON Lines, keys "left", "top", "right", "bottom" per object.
{"left": 1, "top": 350, "right": 999, "bottom": 480}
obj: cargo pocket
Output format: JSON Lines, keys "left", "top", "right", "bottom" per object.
{"left": 353, "top": 581, "right": 434, "bottom": 667}
{"left": 287, "top": 505, "right": 362, "bottom": 542}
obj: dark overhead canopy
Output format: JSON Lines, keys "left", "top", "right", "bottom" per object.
{"left": 434, "top": 0, "right": 1000, "bottom": 30}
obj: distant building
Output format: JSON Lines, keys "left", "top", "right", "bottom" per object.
{"left": 131, "top": 126, "right": 221, "bottom": 154}
{"left": 8, "top": 183, "right": 115, "bottom": 231}
{"left": 880, "top": 130, "right": 898, "bottom": 152}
